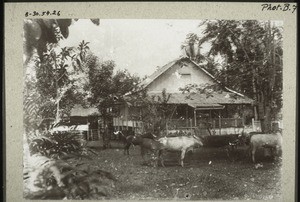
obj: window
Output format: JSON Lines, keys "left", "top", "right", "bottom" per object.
{"left": 180, "top": 73, "right": 191, "bottom": 82}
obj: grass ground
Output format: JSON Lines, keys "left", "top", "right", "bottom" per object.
{"left": 70, "top": 141, "right": 282, "bottom": 200}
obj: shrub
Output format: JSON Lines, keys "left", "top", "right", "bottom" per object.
{"left": 29, "top": 131, "right": 89, "bottom": 159}
{"left": 24, "top": 130, "right": 116, "bottom": 199}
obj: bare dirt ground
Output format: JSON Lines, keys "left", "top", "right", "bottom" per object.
{"left": 71, "top": 141, "right": 282, "bottom": 200}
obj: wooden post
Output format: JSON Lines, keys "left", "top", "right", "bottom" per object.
{"left": 252, "top": 118, "right": 255, "bottom": 131}
{"left": 126, "top": 117, "right": 128, "bottom": 130}
{"left": 88, "top": 130, "right": 91, "bottom": 141}
{"left": 97, "top": 118, "right": 100, "bottom": 141}
{"left": 186, "top": 105, "right": 188, "bottom": 127}
{"left": 194, "top": 110, "right": 197, "bottom": 127}
{"left": 166, "top": 122, "right": 168, "bottom": 135}
{"left": 218, "top": 111, "right": 221, "bottom": 135}
{"left": 133, "top": 121, "right": 135, "bottom": 133}
{"left": 242, "top": 117, "right": 245, "bottom": 127}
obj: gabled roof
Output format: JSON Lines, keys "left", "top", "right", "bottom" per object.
{"left": 139, "top": 57, "right": 181, "bottom": 88}
{"left": 139, "top": 56, "right": 245, "bottom": 97}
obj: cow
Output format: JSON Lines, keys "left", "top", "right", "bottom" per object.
{"left": 157, "top": 135, "right": 204, "bottom": 167}
{"left": 249, "top": 130, "right": 283, "bottom": 163}
{"left": 114, "top": 131, "right": 157, "bottom": 155}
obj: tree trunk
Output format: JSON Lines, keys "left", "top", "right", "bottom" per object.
{"left": 56, "top": 100, "right": 60, "bottom": 122}
{"left": 261, "top": 20, "right": 276, "bottom": 133}
{"left": 251, "top": 65, "right": 259, "bottom": 120}
{"left": 263, "top": 105, "right": 272, "bottom": 132}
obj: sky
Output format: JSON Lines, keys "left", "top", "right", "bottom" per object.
{"left": 59, "top": 19, "right": 283, "bottom": 78}
{"left": 59, "top": 19, "right": 205, "bottom": 77}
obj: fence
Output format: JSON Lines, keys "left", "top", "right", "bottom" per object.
{"left": 86, "top": 129, "right": 120, "bottom": 141}
{"left": 85, "top": 118, "right": 263, "bottom": 139}
{"left": 197, "top": 118, "right": 244, "bottom": 128}
{"left": 252, "top": 118, "right": 262, "bottom": 132}
{"left": 86, "top": 129, "right": 102, "bottom": 141}
{"left": 167, "top": 119, "right": 194, "bottom": 130}
{"left": 167, "top": 118, "right": 244, "bottom": 130}
{"left": 166, "top": 118, "right": 261, "bottom": 135}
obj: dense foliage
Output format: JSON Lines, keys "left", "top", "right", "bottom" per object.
{"left": 23, "top": 18, "right": 117, "bottom": 200}
{"left": 84, "top": 54, "right": 141, "bottom": 127}
{"left": 29, "top": 132, "right": 82, "bottom": 159}
{"left": 24, "top": 41, "right": 91, "bottom": 132}
{"left": 181, "top": 20, "right": 283, "bottom": 132}
{"left": 23, "top": 19, "right": 99, "bottom": 64}
{"left": 125, "top": 88, "right": 177, "bottom": 135}
{"left": 24, "top": 131, "right": 116, "bottom": 199}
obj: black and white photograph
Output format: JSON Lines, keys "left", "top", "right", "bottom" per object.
{"left": 22, "top": 18, "right": 285, "bottom": 200}
{"left": 4, "top": 2, "right": 297, "bottom": 202}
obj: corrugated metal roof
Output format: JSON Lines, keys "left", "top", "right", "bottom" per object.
{"left": 52, "top": 124, "right": 89, "bottom": 132}
{"left": 70, "top": 105, "right": 100, "bottom": 117}
{"left": 52, "top": 125, "right": 70, "bottom": 132}
{"left": 147, "top": 92, "right": 253, "bottom": 105}
{"left": 69, "top": 124, "right": 89, "bottom": 131}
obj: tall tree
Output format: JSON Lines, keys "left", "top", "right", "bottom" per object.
{"left": 86, "top": 55, "right": 141, "bottom": 129}
{"left": 183, "top": 20, "right": 283, "bottom": 132}
{"left": 23, "top": 18, "right": 100, "bottom": 131}
{"left": 181, "top": 33, "right": 207, "bottom": 64}
{"left": 24, "top": 40, "right": 93, "bottom": 131}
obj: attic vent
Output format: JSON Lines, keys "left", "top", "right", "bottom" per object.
{"left": 180, "top": 73, "right": 191, "bottom": 76}
{"left": 180, "top": 73, "right": 191, "bottom": 81}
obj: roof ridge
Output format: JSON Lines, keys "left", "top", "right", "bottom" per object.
{"left": 139, "top": 56, "right": 187, "bottom": 88}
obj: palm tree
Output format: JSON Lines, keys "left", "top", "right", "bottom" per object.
{"left": 23, "top": 19, "right": 99, "bottom": 65}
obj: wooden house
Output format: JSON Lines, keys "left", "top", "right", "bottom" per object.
{"left": 113, "top": 57, "right": 256, "bottom": 135}
{"left": 50, "top": 104, "right": 102, "bottom": 141}
{"left": 69, "top": 105, "right": 100, "bottom": 128}
{"left": 69, "top": 104, "right": 102, "bottom": 140}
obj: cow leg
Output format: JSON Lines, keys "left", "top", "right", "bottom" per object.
{"left": 123, "top": 144, "right": 126, "bottom": 155}
{"left": 180, "top": 150, "right": 186, "bottom": 167}
{"left": 248, "top": 146, "right": 252, "bottom": 159}
{"left": 272, "top": 147, "right": 279, "bottom": 162}
{"left": 248, "top": 144, "right": 253, "bottom": 161}
{"left": 152, "top": 150, "right": 159, "bottom": 168}
{"left": 251, "top": 147, "right": 256, "bottom": 163}
{"left": 124, "top": 142, "right": 129, "bottom": 155}
{"left": 158, "top": 150, "right": 165, "bottom": 167}
{"left": 127, "top": 143, "right": 131, "bottom": 155}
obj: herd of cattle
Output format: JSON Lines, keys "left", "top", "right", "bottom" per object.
{"left": 108, "top": 129, "right": 283, "bottom": 167}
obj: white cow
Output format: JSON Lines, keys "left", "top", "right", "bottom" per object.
{"left": 249, "top": 131, "right": 283, "bottom": 163}
{"left": 158, "top": 135, "right": 204, "bottom": 167}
